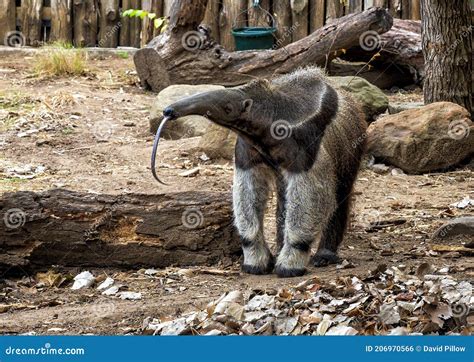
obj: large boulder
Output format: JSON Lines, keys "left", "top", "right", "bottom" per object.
{"left": 367, "top": 102, "right": 474, "bottom": 174}
{"left": 194, "top": 123, "right": 237, "bottom": 160}
{"left": 330, "top": 76, "right": 389, "bottom": 121}
{"left": 150, "top": 84, "right": 224, "bottom": 139}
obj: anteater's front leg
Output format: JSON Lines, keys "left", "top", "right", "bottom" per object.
{"left": 233, "top": 165, "right": 274, "bottom": 274}
{"left": 275, "top": 173, "right": 335, "bottom": 277}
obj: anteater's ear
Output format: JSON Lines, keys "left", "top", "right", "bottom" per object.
{"left": 242, "top": 99, "right": 253, "bottom": 114}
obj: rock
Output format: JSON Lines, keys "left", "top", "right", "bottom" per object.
{"left": 391, "top": 168, "right": 405, "bottom": 176}
{"left": 450, "top": 196, "right": 474, "bottom": 209}
{"left": 194, "top": 123, "right": 237, "bottom": 160}
{"left": 370, "top": 163, "right": 390, "bottom": 174}
{"left": 178, "top": 167, "right": 200, "bottom": 177}
{"left": 118, "top": 291, "right": 142, "bottom": 300}
{"left": 97, "top": 277, "right": 114, "bottom": 290}
{"left": 388, "top": 102, "right": 424, "bottom": 114}
{"left": 71, "top": 271, "right": 95, "bottom": 290}
{"left": 432, "top": 217, "right": 474, "bottom": 239}
{"left": 150, "top": 84, "right": 224, "bottom": 139}
{"left": 330, "top": 76, "right": 389, "bottom": 121}
{"left": 367, "top": 102, "right": 474, "bottom": 174}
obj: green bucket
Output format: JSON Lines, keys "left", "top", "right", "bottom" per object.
{"left": 232, "top": 27, "right": 276, "bottom": 51}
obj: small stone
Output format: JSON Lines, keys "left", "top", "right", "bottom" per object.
{"left": 118, "top": 291, "right": 142, "bottom": 300}
{"left": 71, "top": 271, "right": 95, "bottom": 290}
{"left": 97, "top": 277, "right": 114, "bottom": 290}
{"left": 144, "top": 268, "right": 160, "bottom": 275}
{"left": 178, "top": 167, "right": 200, "bottom": 177}
{"left": 370, "top": 163, "right": 390, "bottom": 174}
{"left": 391, "top": 168, "right": 405, "bottom": 176}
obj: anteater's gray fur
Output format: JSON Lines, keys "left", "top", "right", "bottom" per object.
{"left": 162, "top": 67, "right": 367, "bottom": 277}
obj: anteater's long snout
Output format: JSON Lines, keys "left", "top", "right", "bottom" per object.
{"left": 162, "top": 92, "right": 218, "bottom": 119}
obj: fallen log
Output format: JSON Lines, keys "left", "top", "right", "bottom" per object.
{"left": 343, "top": 19, "right": 424, "bottom": 83}
{"left": 134, "top": 0, "right": 393, "bottom": 92}
{"left": 0, "top": 189, "right": 240, "bottom": 275}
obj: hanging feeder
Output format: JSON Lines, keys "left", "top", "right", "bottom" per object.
{"left": 231, "top": 0, "right": 276, "bottom": 51}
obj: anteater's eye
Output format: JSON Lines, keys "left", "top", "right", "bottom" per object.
{"left": 224, "top": 104, "right": 233, "bottom": 114}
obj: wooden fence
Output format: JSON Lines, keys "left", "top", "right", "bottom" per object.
{"left": 0, "top": 0, "right": 424, "bottom": 49}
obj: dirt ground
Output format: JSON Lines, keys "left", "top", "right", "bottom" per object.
{"left": 0, "top": 52, "right": 472, "bottom": 335}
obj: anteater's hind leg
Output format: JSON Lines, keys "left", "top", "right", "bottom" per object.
{"left": 233, "top": 166, "right": 274, "bottom": 274}
{"left": 312, "top": 175, "right": 355, "bottom": 267}
{"left": 311, "top": 197, "right": 350, "bottom": 266}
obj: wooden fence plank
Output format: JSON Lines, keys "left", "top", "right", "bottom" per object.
{"left": 389, "top": 0, "right": 402, "bottom": 18}
{"left": 274, "top": 0, "right": 292, "bottom": 46}
{"left": 374, "top": 0, "right": 387, "bottom": 8}
{"left": 20, "top": 0, "right": 43, "bottom": 46}
{"left": 140, "top": 0, "right": 153, "bottom": 47}
{"left": 219, "top": 0, "right": 246, "bottom": 50}
{"left": 309, "top": 0, "right": 325, "bottom": 31}
{"left": 326, "top": 0, "right": 344, "bottom": 23}
{"left": 73, "top": 0, "right": 98, "bottom": 47}
{"left": 410, "top": 0, "right": 421, "bottom": 20}
{"left": 152, "top": 0, "right": 164, "bottom": 38}
{"left": 248, "top": 0, "right": 270, "bottom": 27}
{"left": 348, "top": 0, "right": 363, "bottom": 13}
{"left": 202, "top": 0, "right": 220, "bottom": 42}
{"left": 364, "top": 0, "right": 374, "bottom": 9}
{"left": 0, "top": 0, "right": 16, "bottom": 46}
{"left": 119, "top": 0, "right": 131, "bottom": 46}
{"left": 98, "top": 0, "right": 120, "bottom": 47}
{"left": 50, "top": 0, "right": 72, "bottom": 43}
{"left": 401, "top": 0, "right": 410, "bottom": 19}
{"left": 129, "top": 0, "right": 141, "bottom": 47}
{"left": 291, "top": 0, "right": 309, "bottom": 41}
{"left": 10, "top": 0, "right": 429, "bottom": 50}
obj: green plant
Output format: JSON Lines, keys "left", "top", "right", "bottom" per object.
{"left": 117, "top": 50, "right": 129, "bottom": 59}
{"left": 122, "top": 9, "right": 168, "bottom": 33}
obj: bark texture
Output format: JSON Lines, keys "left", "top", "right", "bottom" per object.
{"left": 343, "top": 19, "right": 424, "bottom": 83}
{"left": 421, "top": 0, "right": 472, "bottom": 114}
{"left": 50, "top": 0, "right": 73, "bottom": 43}
{"left": 0, "top": 189, "right": 240, "bottom": 275}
